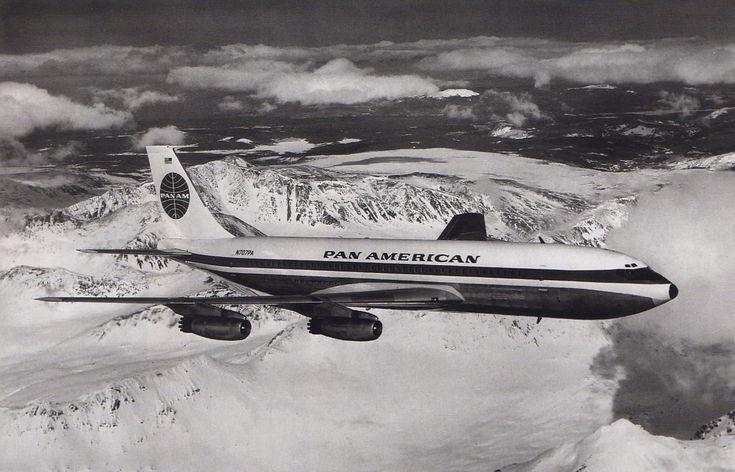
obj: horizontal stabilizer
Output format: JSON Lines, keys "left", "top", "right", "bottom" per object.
{"left": 438, "top": 213, "right": 487, "bottom": 241}
{"left": 78, "top": 248, "right": 191, "bottom": 256}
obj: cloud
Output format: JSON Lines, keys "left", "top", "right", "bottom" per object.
{"left": 478, "top": 90, "right": 544, "bottom": 126}
{"left": 0, "top": 138, "right": 84, "bottom": 166}
{"left": 91, "top": 87, "right": 181, "bottom": 111}
{"left": 258, "top": 102, "right": 277, "bottom": 113}
{"left": 441, "top": 104, "right": 476, "bottom": 120}
{"left": 265, "top": 58, "right": 439, "bottom": 105}
{"left": 132, "top": 126, "right": 186, "bottom": 150}
{"left": 593, "top": 172, "right": 735, "bottom": 439}
{"left": 169, "top": 58, "right": 438, "bottom": 105}
{"left": 591, "top": 327, "right": 735, "bottom": 439}
{"left": 4, "top": 38, "right": 735, "bottom": 115}
{"left": 420, "top": 38, "right": 735, "bottom": 86}
{"left": 201, "top": 43, "right": 313, "bottom": 64}
{"left": 0, "top": 45, "right": 193, "bottom": 77}
{"left": 0, "top": 138, "right": 40, "bottom": 166}
{"left": 46, "top": 140, "right": 85, "bottom": 161}
{"left": 657, "top": 91, "right": 701, "bottom": 117}
{"left": 607, "top": 172, "right": 735, "bottom": 344}
{"left": 0, "top": 37, "right": 735, "bottom": 103}
{"left": 426, "top": 46, "right": 531, "bottom": 72}
{"left": 167, "top": 60, "right": 299, "bottom": 91}
{"left": 0, "top": 82, "right": 131, "bottom": 139}
{"left": 217, "top": 96, "right": 245, "bottom": 112}
{"left": 217, "top": 96, "right": 277, "bottom": 113}
{"left": 441, "top": 90, "right": 545, "bottom": 126}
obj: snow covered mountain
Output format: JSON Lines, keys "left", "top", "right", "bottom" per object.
{"left": 0, "top": 147, "right": 716, "bottom": 471}
{"left": 0, "top": 310, "right": 616, "bottom": 471}
{"left": 694, "top": 410, "right": 735, "bottom": 440}
{"left": 3, "top": 148, "right": 657, "bottom": 275}
{"left": 0, "top": 168, "right": 137, "bottom": 210}
{"left": 504, "top": 419, "right": 735, "bottom": 472}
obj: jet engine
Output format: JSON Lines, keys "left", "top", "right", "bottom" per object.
{"left": 167, "top": 303, "right": 252, "bottom": 341}
{"left": 179, "top": 316, "right": 252, "bottom": 341}
{"left": 307, "top": 317, "right": 383, "bottom": 341}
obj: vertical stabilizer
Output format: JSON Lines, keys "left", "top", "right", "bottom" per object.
{"left": 437, "top": 213, "right": 487, "bottom": 241}
{"left": 146, "top": 146, "right": 233, "bottom": 239}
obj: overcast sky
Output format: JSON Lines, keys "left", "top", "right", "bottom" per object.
{"left": 1, "top": 0, "right": 734, "bottom": 52}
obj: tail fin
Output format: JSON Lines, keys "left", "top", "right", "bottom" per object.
{"left": 437, "top": 213, "right": 487, "bottom": 241}
{"left": 147, "top": 146, "right": 233, "bottom": 239}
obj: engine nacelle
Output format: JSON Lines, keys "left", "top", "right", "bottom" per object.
{"left": 179, "top": 316, "right": 252, "bottom": 341}
{"left": 308, "top": 317, "right": 383, "bottom": 342}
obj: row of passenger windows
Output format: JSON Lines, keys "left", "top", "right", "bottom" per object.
{"left": 227, "top": 259, "right": 530, "bottom": 278}
{"left": 202, "top": 258, "right": 665, "bottom": 284}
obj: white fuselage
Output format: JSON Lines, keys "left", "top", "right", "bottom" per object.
{"left": 159, "top": 237, "right": 676, "bottom": 320}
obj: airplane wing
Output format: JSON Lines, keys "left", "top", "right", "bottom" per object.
{"left": 37, "top": 285, "right": 464, "bottom": 310}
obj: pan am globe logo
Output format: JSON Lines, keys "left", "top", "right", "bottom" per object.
{"left": 159, "top": 172, "right": 190, "bottom": 219}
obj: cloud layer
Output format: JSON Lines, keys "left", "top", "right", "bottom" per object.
{"left": 3, "top": 38, "right": 735, "bottom": 91}
{"left": 596, "top": 172, "right": 735, "bottom": 439}
{"left": 168, "top": 58, "right": 438, "bottom": 105}
{"left": 0, "top": 138, "right": 84, "bottom": 167}
{"left": 420, "top": 38, "right": 735, "bottom": 86}
{"left": 1, "top": 37, "right": 735, "bottom": 130}
{"left": 607, "top": 172, "right": 735, "bottom": 344}
{"left": 0, "top": 82, "right": 131, "bottom": 139}
{"left": 217, "top": 96, "right": 245, "bottom": 112}
{"left": 2, "top": 38, "right": 735, "bottom": 115}
{"left": 132, "top": 126, "right": 186, "bottom": 150}
{"left": 441, "top": 90, "right": 545, "bottom": 126}
{"left": 0, "top": 45, "right": 192, "bottom": 77}
{"left": 91, "top": 87, "right": 181, "bottom": 111}
{"left": 657, "top": 91, "right": 701, "bottom": 117}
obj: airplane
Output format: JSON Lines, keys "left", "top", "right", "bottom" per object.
{"left": 38, "top": 146, "right": 678, "bottom": 342}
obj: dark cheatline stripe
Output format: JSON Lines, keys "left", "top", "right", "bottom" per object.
{"left": 178, "top": 254, "right": 668, "bottom": 284}
{"left": 203, "top": 270, "right": 657, "bottom": 319}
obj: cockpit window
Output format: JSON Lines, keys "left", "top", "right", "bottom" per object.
{"left": 616, "top": 267, "right": 667, "bottom": 283}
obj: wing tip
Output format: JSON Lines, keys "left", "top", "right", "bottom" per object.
{"left": 36, "top": 297, "right": 63, "bottom": 302}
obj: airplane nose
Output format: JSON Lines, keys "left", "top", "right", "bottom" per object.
{"left": 669, "top": 283, "right": 679, "bottom": 300}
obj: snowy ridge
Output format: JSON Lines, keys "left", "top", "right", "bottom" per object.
{"left": 0, "top": 170, "right": 137, "bottom": 209}
{"left": 491, "top": 124, "right": 532, "bottom": 139}
{"left": 190, "top": 158, "right": 496, "bottom": 234}
{"left": 189, "top": 157, "right": 637, "bottom": 244}
{"left": 7, "top": 355, "right": 218, "bottom": 431}
{"left": 704, "top": 107, "right": 731, "bottom": 121}
{"left": 504, "top": 419, "right": 735, "bottom": 472}
{"left": 8, "top": 154, "right": 644, "bottom": 257}
{"left": 436, "top": 88, "right": 479, "bottom": 98}
{"left": 73, "top": 283, "right": 299, "bottom": 346}
{"left": 0, "top": 310, "right": 613, "bottom": 472}
{"left": 694, "top": 410, "right": 735, "bottom": 439}
{"left": 668, "top": 152, "right": 735, "bottom": 171}
{"left": 63, "top": 182, "right": 156, "bottom": 221}
{"left": 0, "top": 266, "right": 148, "bottom": 298}
{"left": 551, "top": 197, "right": 634, "bottom": 247}
{"left": 85, "top": 305, "right": 180, "bottom": 341}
